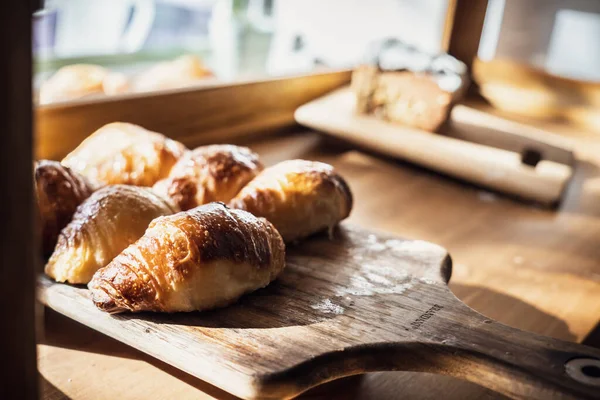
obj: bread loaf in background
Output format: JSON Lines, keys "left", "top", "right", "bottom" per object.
{"left": 352, "top": 38, "right": 468, "bottom": 132}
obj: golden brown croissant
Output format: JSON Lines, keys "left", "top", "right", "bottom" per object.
{"left": 35, "top": 160, "right": 95, "bottom": 257}
{"left": 88, "top": 202, "right": 285, "bottom": 313}
{"left": 153, "top": 145, "right": 263, "bottom": 211}
{"left": 62, "top": 122, "right": 187, "bottom": 187}
{"left": 45, "top": 185, "right": 177, "bottom": 284}
{"left": 38, "top": 64, "right": 128, "bottom": 104}
{"left": 229, "top": 159, "right": 353, "bottom": 242}
{"left": 132, "top": 55, "right": 213, "bottom": 92}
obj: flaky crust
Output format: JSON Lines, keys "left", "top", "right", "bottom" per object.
{"left": 229, "top": 159, "right": 353, "bottom": 242}
{"left": 45, "top": 185, "right": 177, "bottom": 284}
{"left": 62, "top": 122, "right": 187, "bottom": 187}
{"left": 153, "top": 145, "right": 263, "bottom": 211}
{"left": 88, "top": 202, "right": 285, "bottom": 313}
{"left": 35, "top": 160, "right": 95, "bottom": 257}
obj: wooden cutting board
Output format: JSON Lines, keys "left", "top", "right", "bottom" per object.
{"left": 38, "top": 224, "right": 600, "bottom": 400}
{"left": 294, "top": 87, "right": 575, "bottom": 206}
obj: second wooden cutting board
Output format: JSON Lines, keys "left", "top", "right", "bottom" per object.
{"left": 294, "top": 87, "right": 575, "bottom": 206}
{"left": 39, "top": 224, "right": 600, "bottom": 400}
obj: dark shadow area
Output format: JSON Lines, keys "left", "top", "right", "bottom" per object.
{"left": 583, "top": 320, "right": 600, "bottom": 349}
{"left": 296, "top": 375, "right": 364, "bottom": 399}
{"left": 136, "top": 354, "right": 241, "bottom": 400}
{"left": 39, "top": 307, "right": 140, "bottom": 360}
{"left": 450, "top": 283, "right": 576, "bottom": 342}
{"left": 298, "top": 371, "right": 508, "bottom": 400}
{"left": 39, "top": 374, "right": 72, "bottom": 400}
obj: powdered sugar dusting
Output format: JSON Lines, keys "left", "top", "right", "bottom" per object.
{"left": 311, "top": 299, "right": 344, "bottom": 314}
{"left": 334, "top": 234, "right": 447, "bottom": 297}
{"left": 366, "top": 234, "right": 387, "bottom": 252}
{"left": 336, "top": 262, "right": 413, "bottom": 297}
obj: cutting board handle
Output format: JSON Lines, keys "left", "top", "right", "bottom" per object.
{"left": 386, "top": 305, "right": 600, "bottom": 400}
{"left": 259, "top": 304, "right": 600, "bottom": 400}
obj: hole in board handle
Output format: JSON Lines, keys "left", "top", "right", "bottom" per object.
{"left": 521, "top": 148, "right": 543, "bottom": 167}
{"left": 565, "top": 357, "right": 600, "bottom": 386}
{"left": 582, "top": 365, "right": 600, "bottom": 378}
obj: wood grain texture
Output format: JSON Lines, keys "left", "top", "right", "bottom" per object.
{"left": 295, "top": 88, "right": 574, "bottom": 205}
{"left": 35, "top": 70, "right": 351, "bottom": 160}
{"left": 38, "top": 225, "right": 600, "bottom": 399}
{"left": 0, "top": 1, "right": 39, "bottom": 399}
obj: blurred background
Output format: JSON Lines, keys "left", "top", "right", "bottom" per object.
{"left": 33, "top": 0, "right": 448, "bottom": 80}
{"left": 33, "top": 0, "right": 600, "bottom": 79}
{"left": 33, "top": 0, "right": 600, "bottom": 129}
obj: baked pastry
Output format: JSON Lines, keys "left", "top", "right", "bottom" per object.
{"left": 34, "top": 160, "right": 95, "bottom": 257}
{"left": 62, "top": 122, "right": 187, "bottom": 187}
{"left": 153, "top": 145, "right": 263, "bottom": 211}
{"left": 39, "top": 64, "right": 128, "bottom": 104}
{"left": 132, "top": 55, "right": 213, "bottom": 92}
{"left": 88, "top": 202, "right": 285, "bottom": 313}
{"left": 229, "top": 159, "right": 352, "bottom": 242}
{"left": 101, "top": 71, "right": 130, "bottom": 95}
{"left": 352, "top": 38, "right": 468, "bottom": 132}
{"left": 45, "top": 185, "right": 177, "bottom": 284}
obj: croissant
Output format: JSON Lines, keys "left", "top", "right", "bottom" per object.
{"left": 153, "top": 145, "right": 263, "bottom": 211}
{"left": 45, "top": 185, "right": 177, "bottom": 284}
{"left": 132, "top": 55, "right": 213, "bottom": 92}
{"left": 88, "top": 202, "right": 285, "bottom": 313}
{"left": 229, "top": 159, "right": 353, "bottom": 242}
{"left": 39, "top": 64, "right": 128, "bottom": 104}
{"left": 62, "top": 122, "right": 187, "bottom": 187}
{"left": 35, "top": 160, "right": 95, "bottom": 257}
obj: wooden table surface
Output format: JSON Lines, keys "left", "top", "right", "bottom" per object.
{"left": 38, "top": 113, "right": 600, "bottom": 399}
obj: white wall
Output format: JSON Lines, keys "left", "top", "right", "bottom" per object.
{"left": 267, "top": 0, "right": 449, "bottom": 75}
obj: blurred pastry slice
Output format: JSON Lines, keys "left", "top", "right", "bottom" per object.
{"left": 45, "top": 185, "right": 177, "bottom": 284}
{"left": 132, "top": 54, "right": 213, "bottom": 92}
{"left": 352, "top": 38, "right": 468, "bottom": 132}
{"left": 34, "top": 160, "right": 96, "bottom": 257}
{"left": 39, "top": 64, "right": 128, "bottom": 104}
{"left": 62, "top": 122, "right": 187, "bottom": 187}
{"left": 153, "top": 145, "right": 263, "bottom": 211}
{"left": 229, "top": 159, "right": 353, "bottom": 242}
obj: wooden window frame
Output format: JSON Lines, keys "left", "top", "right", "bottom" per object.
{"left": 1, "top": 1, "right": 40, "bottom": 399}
